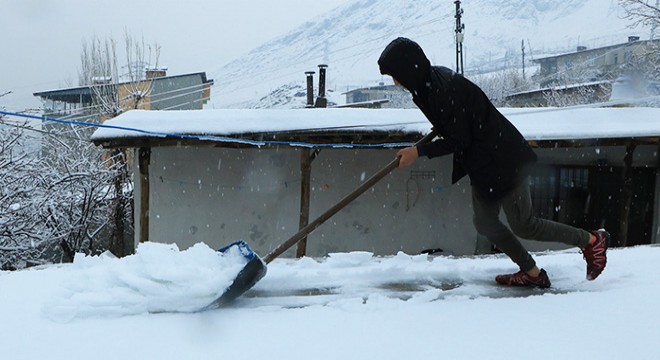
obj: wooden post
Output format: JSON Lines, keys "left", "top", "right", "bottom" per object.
{"left": 296, "top": 148, "right": 314, "bottom": 258}
{"left": 111, "top": 149, "right": 127, "bottom": 257}
{"left": 618, "top": 141, "right": 637, "bottom": 247}
{"left": 264, "top": 130, "right": 439, "bottom": 264}
{"left": 138, "top": 147, "right": 151, "bottom": 243}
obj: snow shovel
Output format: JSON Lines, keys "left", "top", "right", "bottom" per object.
{"left": 209, "top": 129, "right": 439, "bottom": 307}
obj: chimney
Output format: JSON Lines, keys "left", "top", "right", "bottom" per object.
{"left": 146, "top": 68, "right": 167, "bottom": 79}
{"left": 318, "top": 64, "right": 328, "bottom": 98}
{"left": 577, "top": 45, "right": 587, "bottom": 52}
{"left": 305, "top": 71, "right": 315, "bottom": 107}
{"left": 314, "top": 64, "right": 328, "bottom": 108}
{"left": 628, "top": 35, "right": 640, "bottom": 42}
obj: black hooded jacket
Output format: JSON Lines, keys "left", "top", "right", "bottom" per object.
{"left": 378, "top": 37, "right": 537, "bottom": 200}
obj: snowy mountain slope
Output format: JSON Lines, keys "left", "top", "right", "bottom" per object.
{"left": 208, "top": 0, "right": 642, "bottom": 108}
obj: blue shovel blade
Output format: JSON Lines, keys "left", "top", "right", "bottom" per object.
{"left": 207, "top": 241, "right": 267, "bottom": 308}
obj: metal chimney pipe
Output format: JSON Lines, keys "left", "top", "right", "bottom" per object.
{"left": 305, "top": 71, "right": 315, "bottom": 107}
{"left": 318, "top": 64, "right": 328, "bottom": 98}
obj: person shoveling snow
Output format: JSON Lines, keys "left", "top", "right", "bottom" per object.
{"left": 378, "top": 37, "right": 608, "bottom": 288}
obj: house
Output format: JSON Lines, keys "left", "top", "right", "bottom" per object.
{"left": 34, "top": 70, "right": 214, "bottom": 161}
{"left": 505, "top": 37, "right": 659, "bottom": 107}
{"left": 34, "top": 71, "right": 214, "bottom": 120}
{"left": 90, "top": 107, "right": 660, "bottom": 259}
{"left": 342, "top": 83, "right": 414, "bottom": 108}
{"left": 534, "top": 37, "right": 660, "bottom": 88}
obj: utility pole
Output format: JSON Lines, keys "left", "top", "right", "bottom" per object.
{"left": 652, "top": 0, "right": 659, "bottom": 40}
{"left": 454, "top": 0, "right": 465, "bottom": 75}
{"left": 521, "top": 39, "right": 526, "bottom": 79}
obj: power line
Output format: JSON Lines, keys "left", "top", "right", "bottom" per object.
{"left": 210, "top": 15, "right": 455, "bottom": 94}
{"left": 36, "top": 81, "right": 211, "bottom": 120}
{"left": 26, "top": 82, "right": 211, "bottom": 129}
{"left": 4, "top": 95, "right": 659, "bottom": 149}
{"left": 19, "top": 12, "right": 454, "bottom": 116}
{"left": 0, "top": 118, "right": 90, "bottom": 143}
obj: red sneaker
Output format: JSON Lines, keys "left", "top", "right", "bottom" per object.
{"left": 495, "top": 269, "right": 551, "bottom": 288}
{"left": 582, "top": 229, "right": 609, "bottom": 280}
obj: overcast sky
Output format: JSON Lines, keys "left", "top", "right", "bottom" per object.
{"left": 0, "top": 0, "right": 351, "bottom": 111}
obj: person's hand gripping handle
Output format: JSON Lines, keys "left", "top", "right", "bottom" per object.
{"left": 396, "top": 146, "right": 419, "bottom": 168}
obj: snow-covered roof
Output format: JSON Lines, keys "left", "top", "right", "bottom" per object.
{"left": 90, "top": 107, "right": 660, "bottom": 148}
{"left": 507, "top": 80, "right": 610, "bottom": 97}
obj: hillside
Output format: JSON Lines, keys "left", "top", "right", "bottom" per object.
{"left": 208, "top": 0, "right": 642, "bottom": 109}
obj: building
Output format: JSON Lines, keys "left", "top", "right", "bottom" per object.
{"left": 342, "top": 84, "right": 414, "bottom": 108}
{"left": 505, "top": 37, "right": 659, "bottom": 106}
{"left": 34, "top": 71, "right": 214, "bottom": 120}
{"left": 91, "top": 107, "right": 660, "bottom": 259}
{"left": 34, "top": 70, "right": 213, "bottom": 161}
{"left": 534, "top": 37, "right": 660, "bottom": 88}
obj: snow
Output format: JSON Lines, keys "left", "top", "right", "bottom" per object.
{"left": 1, "top": 241, "right": 659, "bottom": 359}
{"left": 212, "top": 0, "right": 644, "bottom": 108}
{"left": 90, "top": 107, "right": 660, "bottom": 144}
{"left": 44, "top": 242, "right": 248, "bottom": 320}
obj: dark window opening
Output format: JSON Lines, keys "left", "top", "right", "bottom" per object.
{"left": 529, "top": 165, "right": 655, "bottom": 246}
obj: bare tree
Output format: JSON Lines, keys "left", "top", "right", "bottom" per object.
{"left": 542, "top": 83, "right": 611, "bottom": 107}
{"left": 471, "top": 68, "right": 535, "bottom": 107}
{"left": 0, "top": 33, "right": 161, "bottom": 268}
{"left": 0, "top": 91, "right": 10, "bottom": 121}
{"left": 78, "top": 36, "right": 120, "bottom": 116}
{"left": 75, "top": 33, "right": 161, "bottom": 257}
{"left": 0, "top": 120, "right": 130, "bottom": 269}
{"left": 43, "top": 125, "right": 133, "bottom": 260}
{"left": 78, "top": 33, "right": 161, "bottom": 115}
{"left": 619, "top": 0, "right": 660, "bottom": 29}
{"left": 0, "top": 125, "right": 42, "bottom": 269}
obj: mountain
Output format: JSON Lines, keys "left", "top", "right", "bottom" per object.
{"left": 209, "top": 0, "right": 643, "bottom": 109}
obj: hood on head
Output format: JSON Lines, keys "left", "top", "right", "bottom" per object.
{"left": 378, "top": 37, "right": 431, "bottom": 93}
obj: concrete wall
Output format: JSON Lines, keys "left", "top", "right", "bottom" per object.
{"left": 133, "top": 144, "right": 659, "bottom": 258}
{"left": 134, "top": 146, "right": 479, "bottom": 257}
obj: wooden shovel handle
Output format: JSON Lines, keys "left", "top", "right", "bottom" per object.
{"left": 263, "top": 129, "right": 439, "bottom": 263}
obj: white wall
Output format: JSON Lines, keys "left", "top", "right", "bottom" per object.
{"left": 133, "top": 144, "right": 658, "bottom": 258}
{"left": 134, "top": 146, "right": 481, "bottom": 257}
{"left": 135, "top": 143, "right": 660, "bottom": 256}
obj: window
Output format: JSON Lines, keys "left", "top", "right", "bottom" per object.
{"left": 529, "top": 166, "right": 589, "bottom": 227}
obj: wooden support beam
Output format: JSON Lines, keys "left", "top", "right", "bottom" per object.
{"left": 138, "top": 147, "right": 151, "bottom": 243}
{"left": 296, "top": 148, "right": 319, "bottom": 258}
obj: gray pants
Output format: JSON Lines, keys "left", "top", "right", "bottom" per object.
{"left": 472, "top": 177, "right": 591, "bottom": 272}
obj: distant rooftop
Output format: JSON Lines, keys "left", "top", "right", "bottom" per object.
{"left": 34, "top": 72, "right": 213, "bottom": 104}
{"left": 534, "top": 38, "right": 660, "bottom": 63}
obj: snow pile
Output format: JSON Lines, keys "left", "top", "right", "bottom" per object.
{"left": 44, "top": 242, "right": 247, "bottom": 320}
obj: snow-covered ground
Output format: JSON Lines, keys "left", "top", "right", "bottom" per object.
{"left": 2, "top": 241, "right": 659, "bottom": 359}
